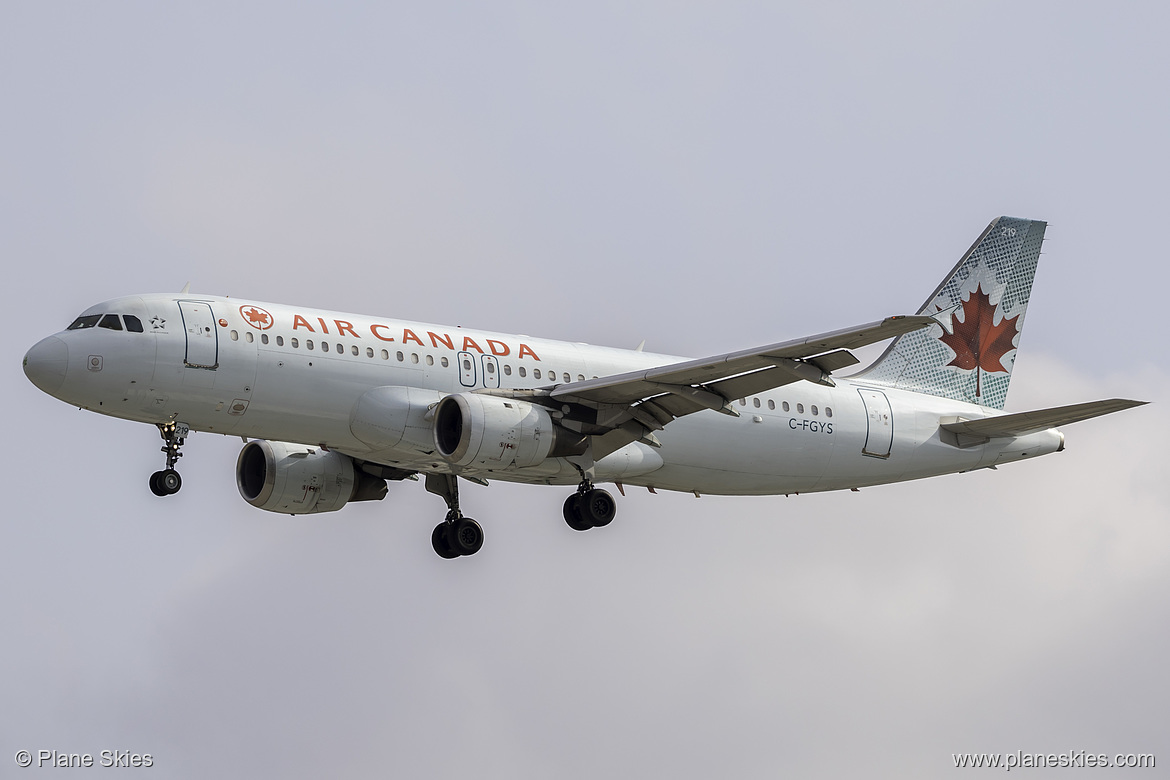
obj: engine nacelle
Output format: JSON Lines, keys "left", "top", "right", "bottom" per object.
{"left": 433, "top": 393, "right": 585, "bottom": 469}
{"left": 236, "top": 440, "right": 387, "bottom": 515}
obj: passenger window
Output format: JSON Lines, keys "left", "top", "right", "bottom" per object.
{"left": 99, "top": 314, "right": 123, "bottom": 331}
{"left": 826, "top": 407, "right": 833, "bottom": 418}
{"left": 782, "top": 401, "right": 790, "bottom": 412}
{"left": 397, "top": 351, "right": 404, "bottom": 362}
{"left": 503, "top": 365, "right": 512, "bottom": 376}
{"left": 577, "top": 374, "right": 584, "bottom": 381}
{"left": 487, "top": 362, "right": 495, "bottom": 374}
{"left": 753, "top": 398, "right": 760, "bottom": 408}
{"left": 67, "top": 314, "right": 101, "bottom": 330}
{"left": 562, "top": 373, "right": 569, "bottom": 382}
{"left": 426, "top": 354, "right": 434, "bottom": 366}
{"left": 320, "top": 342, "right": 328, "bottom": 352}
{"left": 811, "top": 405, "right": 819, "bottom": 416}
{"left": 796, "top": 403, "right": 804, "bottom": 414}
{"left": 462, "top": 358, "right": 471, "bottom": 370}
{"left": 245, "top": 332, "right": 254, "bottom": 343}
{"left": 739, "top": 399, "right": 746, "bottom": 406}
{"left": 381, "top": 349, "right": 389, "bottom": 360}
{"left": 124, "top": 315, "right": 144, "bottom": 333}
{"left": 307, "top": 340, "right": 314, "bottom": 350}
{"left": 533, "top": 369, "right": 541, "bottom": 379}
{"left": 277, "top": 336, "right": 284, "bottom": 346}
{"left": 768, "top": 399, "right": 775, "bottom": 410}
{"left": 365, "top": 347, "right": 373, "bottom": 358}
{"left": 230, "top": 330, "right": 239, "bottom": 341}
{"left": 260, "top": 333, "right": 269, "bottom": 345}
{"left": 291, "top": 338, "right": 299, "bottom": 348}
{"left": 519, "top": 367, "right": 527, "bottom": 378}
{"left": 441, "top": 356, "right": 449, "bottom": 367}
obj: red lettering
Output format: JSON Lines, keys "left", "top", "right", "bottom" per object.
{"left": 292, "top": 314, "right": 315, "bottom": 332}
{"left": 518, "top": 343, "right": 540, "bottom": 361}
{"left": 370, "top": 324, "right": 395, "bottom": 342}
{"left": 462, "top": 336, "right": 484, "bottom": 354}
{"left": 487, "top": 339, "right": 510, "bottom": 356}
{"left": 428, "top": 331, "right": 454, "bottom": 350}
{"left": 334, "top": 320, "right": 358, "bottom": 338}
{"left": 402, "top": 328, "right": 424, "bottom": 346}
{"left": 316, "top": 317, "right": 330, "bottom": 335}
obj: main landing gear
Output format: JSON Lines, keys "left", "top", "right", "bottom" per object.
{"left": 425, "top": 474, "right": 484, "bottom": 559}
{"left": 422, "top": 473, "right": 618, "bottom": 558}
{"left": 563, "top": 480, "right": 617, "bottom": 532}
{"left": 149, "top": 421, "right": 187, "bottom": 497}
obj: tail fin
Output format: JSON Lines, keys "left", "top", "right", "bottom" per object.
{"left": 854, "top": 217, "right": 1047, "bottom": 409}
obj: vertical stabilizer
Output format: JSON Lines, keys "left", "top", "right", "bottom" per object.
{"left": 854, "top": 217, "right": 1046, "bottom": 410}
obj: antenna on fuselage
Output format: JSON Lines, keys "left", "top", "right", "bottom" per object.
{"left": 180, "top": 282, "right": 190, "bottom": 294}
{"left": 634, "top": 339, "right": 645, "bottom": 352}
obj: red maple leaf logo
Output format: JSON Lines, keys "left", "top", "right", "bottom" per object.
{"left": 938, "top": 284, "right": 1019, "bottom": 397}
{"left": 240, "top": 305, "right": 273, "bottom": 330}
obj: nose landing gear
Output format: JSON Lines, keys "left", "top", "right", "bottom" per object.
{"left": 149, "top": 421, "right": 187, "bottom": 497}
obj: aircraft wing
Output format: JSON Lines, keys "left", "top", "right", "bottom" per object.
{"left": 552, "top": 314, "right": 933, "bottom": 405}
{"left": 482, "top": 314, "right": 935, "bottom": 457}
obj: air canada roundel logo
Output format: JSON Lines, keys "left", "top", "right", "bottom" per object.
{"left": 240, "top": 305, "right": 274, "bottom": 330}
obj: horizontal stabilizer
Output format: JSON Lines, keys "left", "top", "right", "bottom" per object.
{"left": 940, "top": 398, "right": 1147, "bottom": 439}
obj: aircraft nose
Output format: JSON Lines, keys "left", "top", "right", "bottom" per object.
{"left": 23, "top": 335, "right": 69, "bottom": 395}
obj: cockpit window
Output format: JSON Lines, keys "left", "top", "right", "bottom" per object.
{"left": 124, "top": 315, "right": 144, "bottom": 332}
{"left": 67, "top": 314, "right": 101, "bottom": 330}
{"left": 98, "top": 314, "right": 123, "bottom": 331}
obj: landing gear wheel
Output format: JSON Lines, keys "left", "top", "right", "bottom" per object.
{"left": 581, "top": 488, "right": 616, "bottom": 527}
{"left": 160, "top": 468, "right": 182, "bottom": 495}
{"left": 148, "top": 421, "right": 188, "bottom": 498}
{"left": 432, "top": 523, "right": 460, "bottom": 559}
{"left": 424, "top": 474, "right": 486, "bottom": 559}
{"left": 448, "top": 517, "right": 484, "bottom": 556}
{"left": 149, "top": 471, "right": 167, "bottom": 497}
{"left": 563, "top": 493, "right": 592, "bottom": 531}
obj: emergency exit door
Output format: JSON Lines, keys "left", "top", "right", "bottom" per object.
{"left": 457, "top": 351, "right": 477, "bottom": 387}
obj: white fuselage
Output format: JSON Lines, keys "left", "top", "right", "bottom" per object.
{"left": 28, "top": 294, "right": 1063, "bottom": 496}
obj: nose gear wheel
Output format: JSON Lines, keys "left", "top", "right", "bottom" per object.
{"left": 149, "top": 422, "right": 188, "bottom": 497}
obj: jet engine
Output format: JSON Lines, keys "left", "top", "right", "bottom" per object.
{"left": 433, "top": 393, "right": 586, "bottom": 469}
{"left": 236, "top": 440, "right": 387, "bottom": 515}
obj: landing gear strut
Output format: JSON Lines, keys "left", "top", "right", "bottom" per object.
{"left": 563, "top": 479, "right": 617, "bottom": 532}
{"left": 149, "top": 421, "right": 187, "bottom": 497}
{"left": 425, "top": 474, "right": 484, "bottom": 559}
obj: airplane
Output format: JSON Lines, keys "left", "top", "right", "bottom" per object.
{"left": 22, "top": 217, "right": 1146, "bottom": 559}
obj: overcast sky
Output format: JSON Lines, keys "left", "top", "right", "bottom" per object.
{"left": 3, "top": 3, "right": 1168, "bottom": 777}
